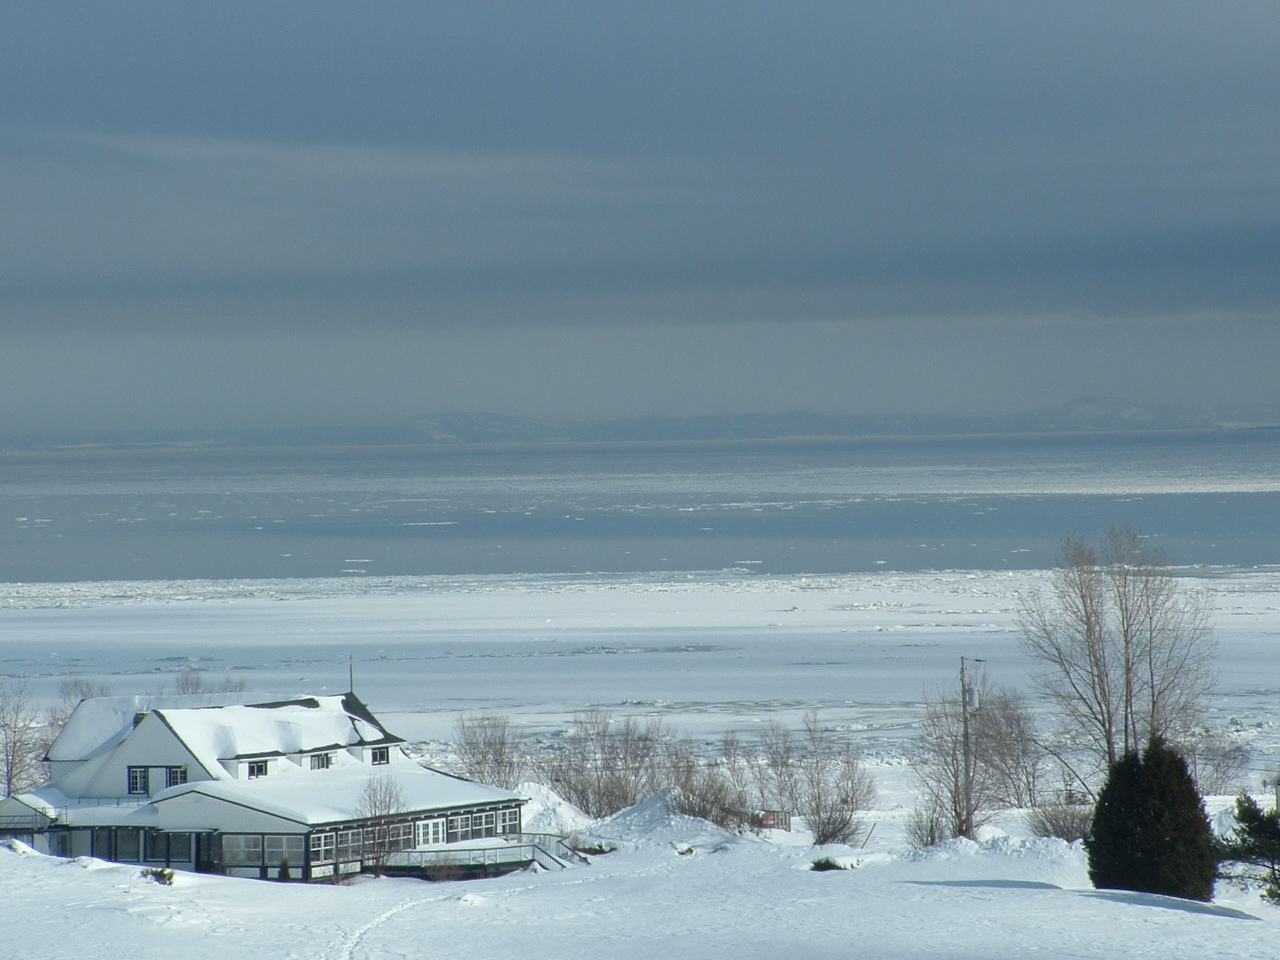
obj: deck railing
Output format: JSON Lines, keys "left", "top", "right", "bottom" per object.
{"left": 386, "top": 832, "right": 587, "bottom": 873}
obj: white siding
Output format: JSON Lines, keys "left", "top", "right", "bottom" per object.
{"left": 73, "top": 715, "right": 212, "bottom": 799}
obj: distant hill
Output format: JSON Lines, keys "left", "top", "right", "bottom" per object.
{"left": 3, "top": 397, "right": 1265, "bottom": 451}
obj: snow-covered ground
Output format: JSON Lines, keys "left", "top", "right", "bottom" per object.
{"left": 2, "top": 797, "right": 1276, "bottom": 960}
{"left": 4, "top": 567, "right": 1280, "bottom": 957}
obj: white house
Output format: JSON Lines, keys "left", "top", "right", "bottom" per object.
{"left": 0, "top": 692, "right": 525, "bottom": 880}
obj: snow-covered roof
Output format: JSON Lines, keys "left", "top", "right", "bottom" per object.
{"left": 45, "top": 692, "right": 265, "bottom": 763}
{"left": 0, "top": 786, "right": 157, "bottom": 828}
{"left": 154, "top": 694, "right": 401, "bottom": 773}
{"left": 48, "top": 692, "right": 402, "bottom": 773}
{"left": 152, "top": 762, "right": 520, "bottom": 826}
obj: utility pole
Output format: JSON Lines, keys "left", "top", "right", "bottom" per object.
{"left": 960, "top": 656, "right": 984, "bottom": 839}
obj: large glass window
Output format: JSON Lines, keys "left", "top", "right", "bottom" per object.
{"left": 336, "top": 829, "right": 361, "bottom": 861}
{"left": 116, "top": 829, "right": 141, "bottom": 862}
{"left": 222, "top": 834, "right": 264, "bottom": 866}
{"left": 264, "top": 835, "right": 305, "bottom": 866}
{"left": 144, "top": 830, "right": 168, "bottom": 862}
{"left": 50, "top": 833, "right": 71, "bottom": 858}
{"left": 389, "top": 822, "right": 413, "bottom": 851}
{"left": 416, "top": 819, "right": 446, "bottom": 847}
{"left": 446, "top": 815, "right": 471, "bottom": 843}
{"left": 167, "top": 833, "right": 192, "bottom": 862}
{"left": 499, "top": 809, "right": 521, "bottom": 834}
{"left": 310, "top": 832, "right": 335, "bottom": 864}
{"left": 127, "top": 767, "right": 149, "bottom": 795}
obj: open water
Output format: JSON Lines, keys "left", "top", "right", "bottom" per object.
{"left": 2, "top": 430, "right": 1279, "bottom": 583}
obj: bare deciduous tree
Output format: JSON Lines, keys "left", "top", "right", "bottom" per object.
{"left": 171, "top": 667, "right": 247, "bottom": 696}
{"left": 662, "top": 736, "right": 755, "bottom": 832}
{"left": 455, "top": 713, "right": 522, "bottom": 789}
{"left": 982, "top": 691, "right": 1043, "bottom": 809}
{"left": 530, "top": 709, "right": 875, "bottom": 844}
{"left": 794, "top": 713, "right": 876, "bottom": 846}
{"left": 1018, "top": 527, "right": 1215, "bottom": 770}
{"left": 541, "top": 709, "right": 666, "bottom": 818}
{"left": 355, "top": 773, "right": 407, "bottom": 877}
{"left": 1, "top": 678, "right": 44, "bottom": 797}
{"left": 664, "top": 717, "right": 875, "bottom": 844}
{"left": 913, "top": 674, "right": 1043, "bottom": 841}
{"left": 1179, "top": 726, "right": 1250, "bottom": 796}
{"left": 905, "top": 796, "right": 948, "bottom": 850}
{"left": 752, "top": 721, "right": 800, "bottom": 814}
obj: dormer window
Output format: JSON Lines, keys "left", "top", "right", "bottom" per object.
{"left": 247, "top": 761, "right": 268, "bottom": 779}
{"left": 127, "top": 766, "right": 149, "bottom": 795}
{"left": 370, "top": 746, "right": 389, "bottom": 765}
{"left": 309, "top": 753, "right": 333, "bottom": 771}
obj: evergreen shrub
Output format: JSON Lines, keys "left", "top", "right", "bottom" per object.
{"left": 1085, "top": 738, "right": 1215, "bottom": 901}
{"left": 1216, "top": 793, "right": 1280, "bottom": 903}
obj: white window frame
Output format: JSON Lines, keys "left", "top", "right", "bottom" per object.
{"left": 336, "top": 829, "right": 361, "bottom": 861}
{"left": 166, "top": 766, "right": 188, "bottom": 788}
{"left": 309, "top": 832, "right": 335, "bottom": 864}
{"left": 499, "top": 808, "right": 520, "bottom": 834}
{"left": 310, "top": 753, "right": 333, "bottom": 771}
{"left": 127, "top": 766, "right": 149, "bottom": 795}
{"left": 447, "top": 814, "right": 471, "bottom": 841}
{"left": 415, "top": 818, "right": 446, "bottom": 847}
{"left": 370, "top": 746, "right": 390, "bottom": 765}
{"left": 247, "top": 760, "right": 268, "bottom": 779}
{"left": 390, "top": 822, "right": 413, "bottom": 851}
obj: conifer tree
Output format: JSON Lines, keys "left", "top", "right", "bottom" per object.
{"left": 1216, "top": 793, "right": 1280, "bottom": 903}
{"left": 1085, "top": 738, "right": 1215, "bottom": 901}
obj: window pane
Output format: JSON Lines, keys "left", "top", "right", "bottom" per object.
{"left": 265, "top": 836, "right": 285, "bottom": 862}
{"left": 310, "top": 832, "right": 335, "bottom": 864}
{"left": 145, "top": 830, "right": 167, "bottom": 862}
{"left": 337, "top": 830, "right": 361, "bottom": 860}
{"left": 223, "top": 835, "right": 263, "bottom": 866}
{"left": 168, "top": 834, "right": 192, "bottom": 861}
{"left": 128, "top": 767, "right": 148, "bottom": 794}
{"left": 116, "top": 829, "right": 141, "bottom": 861}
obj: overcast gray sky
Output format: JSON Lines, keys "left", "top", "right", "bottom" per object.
{"left": 3, "top": 1, "right": 1278, "bottom": 435}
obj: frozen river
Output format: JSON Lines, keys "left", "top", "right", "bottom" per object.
{"left": 4, "top": 569, "right": 1280, "bottom": 777}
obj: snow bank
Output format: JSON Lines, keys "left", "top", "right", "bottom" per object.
{"left": 581, "top": 790, "right": 735, "bottom": 852}
{"left": 516, "top": 781, "right": 594, "bottom": 836}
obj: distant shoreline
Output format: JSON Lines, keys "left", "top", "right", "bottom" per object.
{"left": 3, "top": 424, "right": 1277, "bottom": 461}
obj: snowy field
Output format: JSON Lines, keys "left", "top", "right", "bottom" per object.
{"left": 4, "top": 567, "right": 1280, "bottom": 957}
